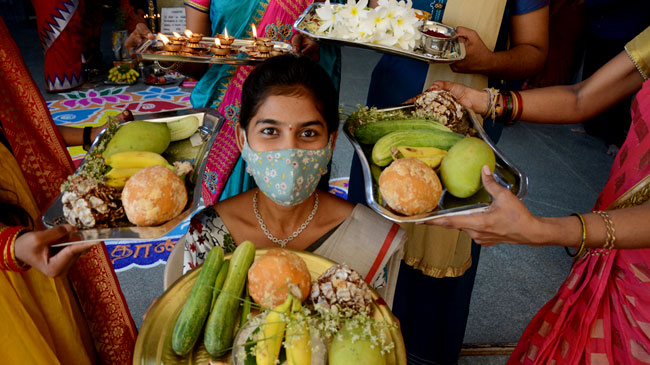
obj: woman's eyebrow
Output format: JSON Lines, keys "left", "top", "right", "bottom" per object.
{"left": 254, "top": 119, "right": 325, "bottom": 128}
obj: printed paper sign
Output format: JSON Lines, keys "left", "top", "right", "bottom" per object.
{"left": 161, "top": 7, "right": 186, "bottom": 34}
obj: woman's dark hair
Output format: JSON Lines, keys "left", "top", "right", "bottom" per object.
{"left": 239, "top": 54, "right": 339, "bottom": 134}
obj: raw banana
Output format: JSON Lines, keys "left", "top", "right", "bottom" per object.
{"left": 103, "top": 167, "right": 143, "bottom": 189}
{"left": 103, "top": 121, "right": 171, "bottom": 158}
{"left": 256, "top": 294, "right": 293, "bottom": 365}
{"left": 166, "top": 115, "right": 200, "bottom": 141}
{"left": 104, "top": 151, "right": 171, "bottom": 169}
{"left": 391, "top": 146, "right": 447, "bottom": 169}
{"left": 285, "top": 297, "right": 311, "bottom": 365}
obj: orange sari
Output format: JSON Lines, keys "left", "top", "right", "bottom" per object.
{"left": 0, "top": 18, "right": 136, "bottom": 363}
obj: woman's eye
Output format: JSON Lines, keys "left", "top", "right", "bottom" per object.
{"left": 261, "top": 127, "right": 278, "bottom": 135}
{"left": 300, "top": 129, "right": 318, "bottom": 138}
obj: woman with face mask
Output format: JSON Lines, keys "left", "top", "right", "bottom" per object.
{"left": 174, "top": 54, "right": 406, "bottom": 304}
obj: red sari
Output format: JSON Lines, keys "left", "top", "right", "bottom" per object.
{"left": 0, "top": 18, "right": 136, "bottom": 363}
{"left": 509, "top": 81, "right": 650, "bottom": 364}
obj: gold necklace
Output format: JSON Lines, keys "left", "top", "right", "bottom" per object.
{"left": 252, "top": 191, "right": 319, "bottom": 248}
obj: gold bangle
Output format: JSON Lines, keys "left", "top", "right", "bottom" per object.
{"left": 594, "top": 210, "right": 616, "bottom": 251}
{"left": 565, "top": 213, "right": 586, "bottom": 258}
{"left": 481, "top": 87, "right": 499, "bottom": 120}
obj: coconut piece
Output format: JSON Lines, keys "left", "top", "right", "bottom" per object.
{"left": 414, "top": 89, "right": 474, "bottom": 135}
{"left": 310, "top": 264, "right": 373, "bottom": 317}
{"left": 62, "top": 175, "right": 125, "bottom": 228}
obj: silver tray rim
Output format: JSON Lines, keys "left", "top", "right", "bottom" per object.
{"left": 133, "top": 36, "right": 293, "bottom": 66}
{"left": 293, "top": 2, "right": 466, "bottom": 64}
{"left": 344, "top": 106, "right": 528, "bottom": 223}
{"left": 42, "top": 111, "right": 225, "bottom": 245}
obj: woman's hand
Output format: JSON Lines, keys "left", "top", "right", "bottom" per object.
{"left": 125, "top": 23, "right": 155, "bottom": 57}
{"left": 449, "top": 26, "right": 493, "bottom": 75}
{"left": 14, "top": 225, "right": 98, "bottom": 277}
{"left": 291, "top": 33, "right": 320, "bottom": 62}
{"left": 426, "top": 166, "right": 540, "bottom": 246}
{"left": 429, "top": 80, "right": 490, "bottom": 115}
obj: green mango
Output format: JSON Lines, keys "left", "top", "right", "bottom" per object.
{"left": 440, "top": 137, "right": 495, "bottom": 198}
{"left": 103, "top": 121, "right": 171, "bottom": 158}
{"left": 328, "top": 322, "right": 386, "bottom": 365}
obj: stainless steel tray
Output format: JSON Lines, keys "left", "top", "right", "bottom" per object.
{"left": 344, "top": 106, "right": 528, "bottom": 223}
{"left": 293, "top": 3, "right": 465, "bottom": 64}
{"left": 42, "top": 111, "right": 225, "bottom": 245}
{"left": 133, "top": 36, "right": 293, "bottom": 66}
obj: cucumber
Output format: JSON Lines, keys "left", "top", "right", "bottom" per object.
{"left": 372, "top": 129, "right": 463, "bottom": 166}
{"left": 355, "top": 119, "right": 450, "bottom": 145}
{"left": 210, "top": 259, "right": 230, "bottom": 309}
{"left": 204, "top": 241, "right": 256, "bottom": 357}
{"left": 171, "top": 246, "right": 225, "bottom": 356}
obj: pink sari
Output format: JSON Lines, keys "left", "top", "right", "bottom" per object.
{"left": 509, "top": 81, "right": 650, "bottom": 364}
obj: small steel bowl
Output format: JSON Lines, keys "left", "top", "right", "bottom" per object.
{"left": 419, "top": 21, "right": 457, "bottom": 54}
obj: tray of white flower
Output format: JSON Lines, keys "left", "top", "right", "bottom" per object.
{"left": 293, "top": 1, "right": 465, "bottom": 63}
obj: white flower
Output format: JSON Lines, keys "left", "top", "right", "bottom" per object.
{"left": 339, "top": 0, "right": 369, "bottom": 23}
{"left": 316, "top": 0, "right": 337, "bottom": 33}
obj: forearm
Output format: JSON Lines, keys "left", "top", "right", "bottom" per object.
{"left": 533, "top": 201, "right": 650, "bottom": 250}
{"left": 57, "top": 126, "right": 101, "bottom": 147}
{"left": 517, "top": 52, "right": 644, "bottom": 124}
{"left": 478, "top": 44, "right": 546, "bottom": 80}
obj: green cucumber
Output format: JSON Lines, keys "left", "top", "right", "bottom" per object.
{"left": 355, "top": 119, "right": 450, "bottom": 145}
{"left": 372, "top": 129, "right": 463, "bottom": 166}
{"left": 210, "top": 259, "right": 230, "bottom": 309}
{"left": 171, "top": 246, "right": 225, "bottom": 356}
{"left": 204, "top": 241, "right": 256, "bottom": 357}
{"left": 239, "top": 283, "right": 252, "bottom": 328}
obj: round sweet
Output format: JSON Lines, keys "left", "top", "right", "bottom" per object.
{"left": 378, "top": 158, "right": 442, "bottom": 215}
{"left": 121, "top": 165, "right": 187, "bottom": 226}
{"left": 247, "top": 249, "right": 312, "bottom": 308}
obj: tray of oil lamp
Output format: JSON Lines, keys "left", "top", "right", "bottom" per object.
{"left": 293, "top": 2, "right": 465, "bottom": 64}
{"left": 133, "top": 33, "right": 293, "bottom": 66}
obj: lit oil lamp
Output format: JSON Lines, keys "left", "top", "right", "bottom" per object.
{"left": 251, "top": 24, "right": 273, "bottom": 53}
{"left": 211, "top": 38, "right": 231, "bottom": 57}
{"left": 217, "top": 27, "right": 235, "bottom": 46}
{"left": 184, "top": 29, "right": 203, "bottom": 43}
{"left": 170, "top": 31, "right": 186, "bottom": 45}
{"left": 159, "top": 33, "right": 181, "bottom": 52}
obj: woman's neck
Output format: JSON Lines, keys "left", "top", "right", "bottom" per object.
{"left": 254, "top": 188, "right": 319, "bottom": 238}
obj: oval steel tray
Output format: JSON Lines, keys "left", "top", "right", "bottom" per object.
{"left": 293, "top": 2, "right": 465, "bottom": 64}
{"left": 42, "top": 110, "right": 224, "bottom": 245}
{"left": 133, "top": 36, "right": 293, "bottom": 66}
{"left": 344, "top": 106, "right": 528, "bottom": 223}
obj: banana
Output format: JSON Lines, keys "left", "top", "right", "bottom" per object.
{"left": 391, "top": 146, "right": 447, "bottom": 168}
{"left": 256, "top": 294, "right": 293, "bottom": 365}
{"left": 285, "top": 298, "right": 311, "bottom": 365}
{"left": 105, "top": 167, "right": 143, "bottom": 179}
{"left": 104, "top": 151, "right": 171, "bottom": 169}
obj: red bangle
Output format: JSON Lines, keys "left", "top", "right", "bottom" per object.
{"left": 1, "top": 226, "right": 29, "bottom": 272}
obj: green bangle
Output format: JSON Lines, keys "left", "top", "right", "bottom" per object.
{"left": 565, "top": 213, "right": 586, "bottom": 258}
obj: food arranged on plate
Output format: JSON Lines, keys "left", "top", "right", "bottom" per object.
{"left": 107, "top": 63, "right": 140, "bottom": 84}
{"left": 164, "top": 245, "right": 401, "bottom": 364}
{"left": 347, "top": 90, "right": 495, "bottom": 217}
{"left": 60, "top": 115, "right": 206, "bottom": 228}
{"left": 294, "top": 2, "right": 464, "bottom": 63}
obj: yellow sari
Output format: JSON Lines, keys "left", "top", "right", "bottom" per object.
{"left": 0, "top": 143, "right": 95, "bottom": 364}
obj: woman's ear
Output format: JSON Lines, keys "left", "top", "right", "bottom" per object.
{"left": 330, "top": 130, "right": 338, "bottom": 152}
{"left": 235, "top": 123, "right": 245, "bottom": 151}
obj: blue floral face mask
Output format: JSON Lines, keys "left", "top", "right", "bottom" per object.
{"left": 241, "top": 134, "right": 332, "bottom": 206}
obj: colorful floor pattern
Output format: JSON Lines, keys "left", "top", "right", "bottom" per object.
{"left": 48, "top": 86, "right": 350, "bottom": 272}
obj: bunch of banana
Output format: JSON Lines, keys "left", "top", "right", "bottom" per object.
{"left": 391, "top": 146, "right": 447, "bottom": 169}
{"left": 108, "top": 65, "right": 139, "bottom": 83}
{"left": 104, "top": 151, "right": 172, "bottom": 189}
